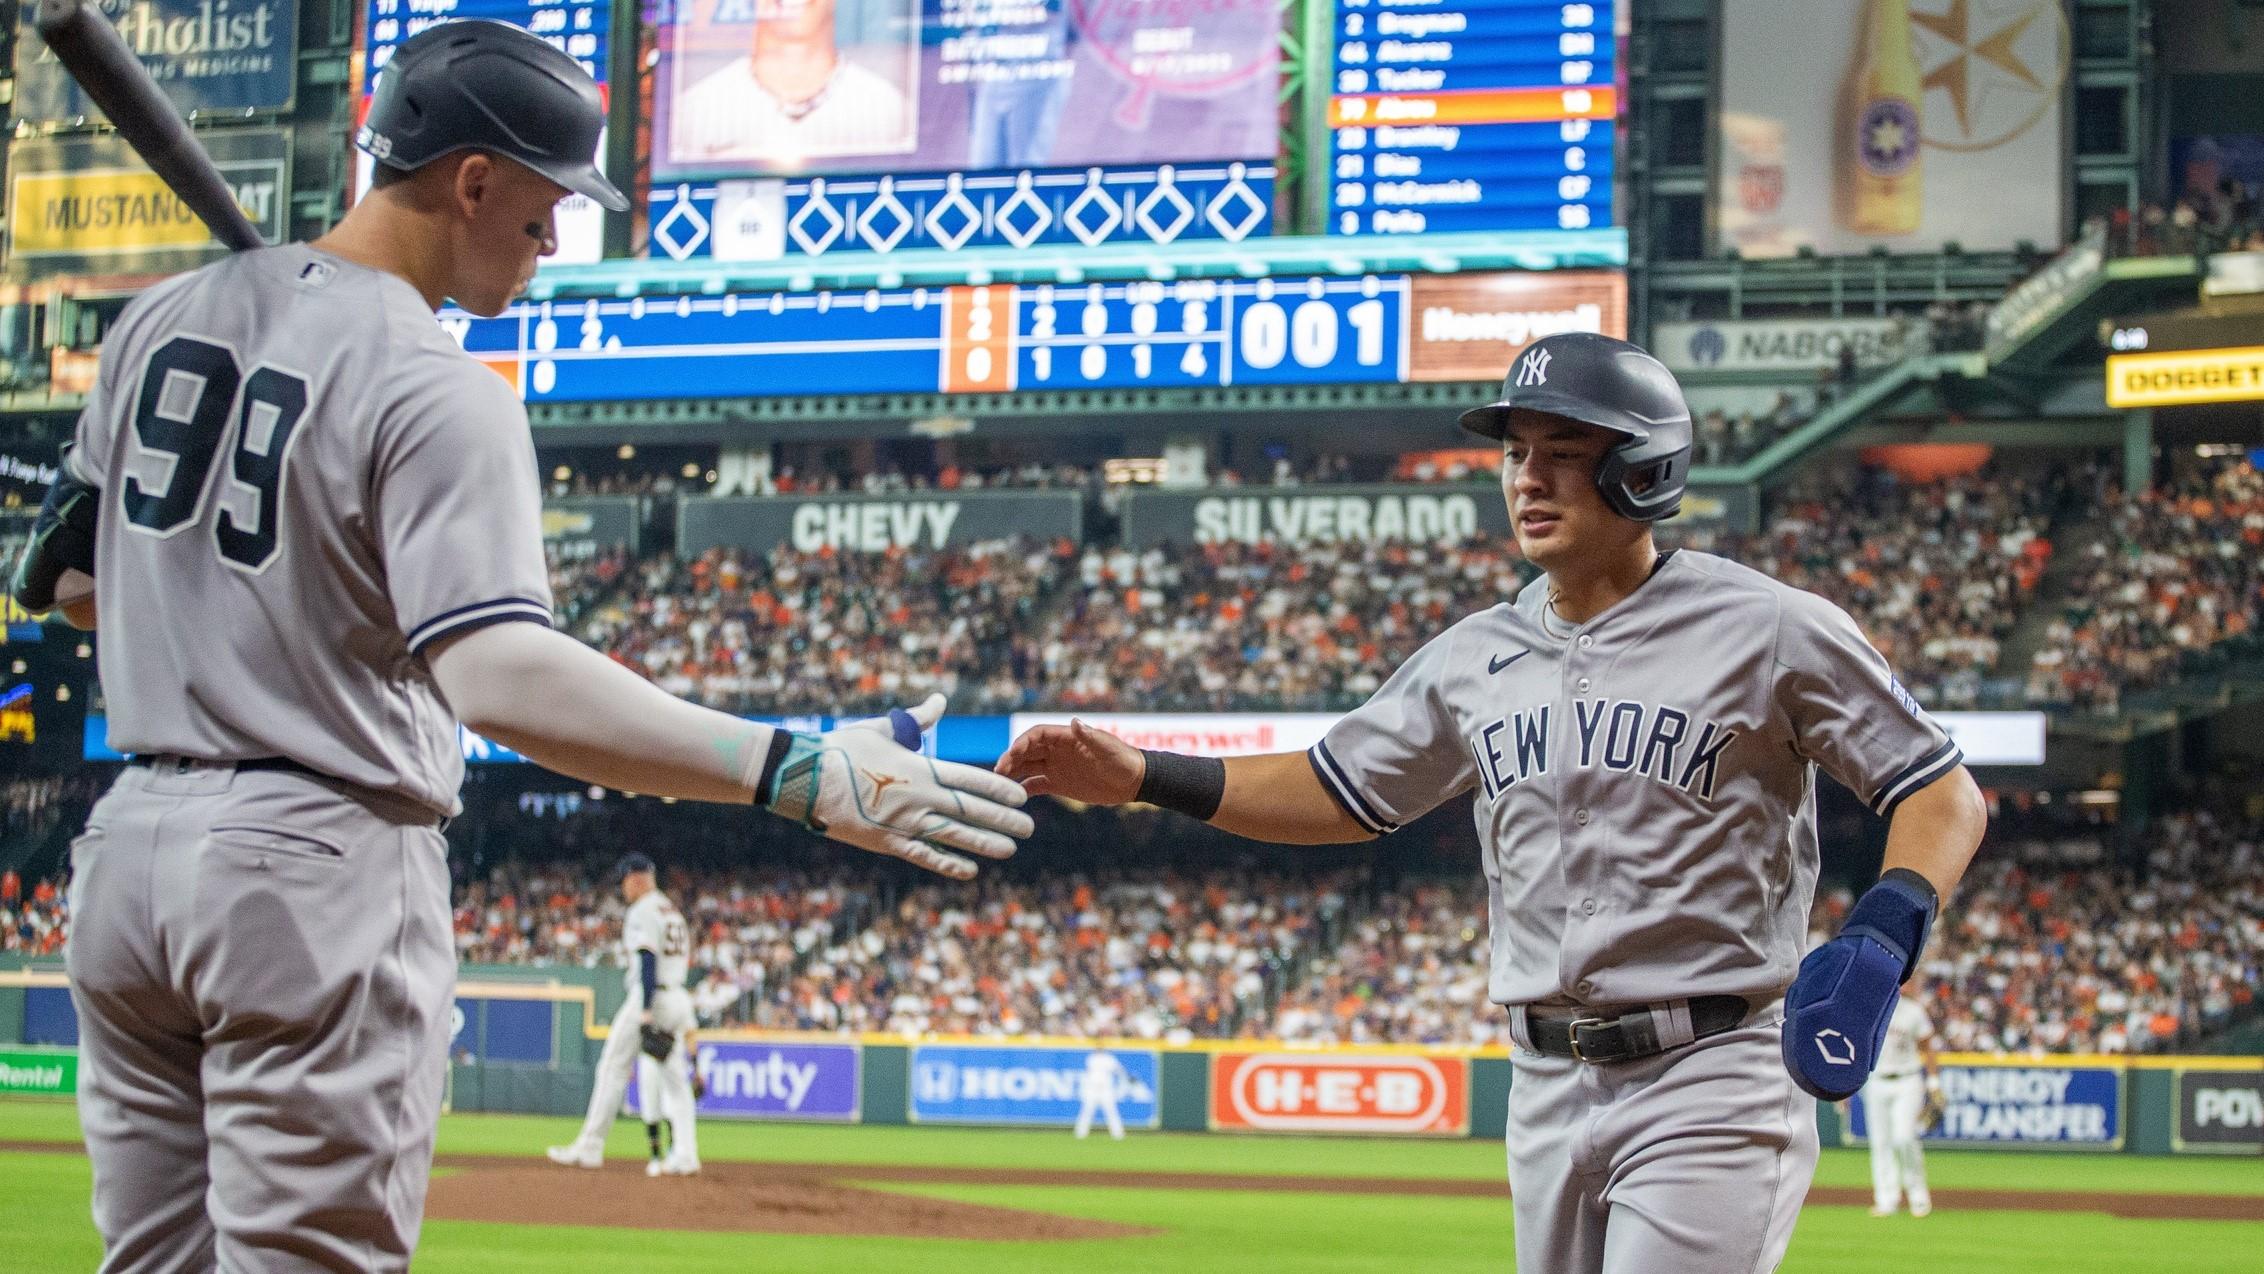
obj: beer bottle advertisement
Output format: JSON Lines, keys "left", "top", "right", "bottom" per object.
{"left": 1715, "top": 0, "right": 2069, "bottom": 258}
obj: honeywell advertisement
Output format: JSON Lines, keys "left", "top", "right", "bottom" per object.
{"left": 1405, "top": 270, "right": 1626, "bottom": 383}
{"left": 1716, "top": 0, "right": 2068, "bottom": 257}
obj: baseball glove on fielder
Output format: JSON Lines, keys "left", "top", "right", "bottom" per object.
{"left": 1918, "top": 1084, "right": 1948, "bottom": 1133}
{"left": 638, "top": 1023, "right": 675, "bottom": 1062}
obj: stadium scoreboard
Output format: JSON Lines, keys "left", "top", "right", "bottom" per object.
{"left": 1329, "top": 0, "right": 1615, "bottom": 236}
{"left": 450, "top": 269, "right": 1627, "bottom": 400}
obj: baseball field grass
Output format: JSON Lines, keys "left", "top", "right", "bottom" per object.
{"left": 3, "top": 1096, "right": 2258, "bottom": 1272}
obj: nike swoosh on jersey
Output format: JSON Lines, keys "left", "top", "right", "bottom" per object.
{"left": 1488, "top": 650, "right": 1530, "bottom": 675}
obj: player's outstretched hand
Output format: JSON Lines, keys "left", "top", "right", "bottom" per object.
{"left": 765, "top": 693, "right": 1033, "bottom": 880}
{"left": 997, "top": 719, "right": 1144, "bottom": 804}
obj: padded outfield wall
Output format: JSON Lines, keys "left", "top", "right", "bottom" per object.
{"left": 1, "top": 963, "right": 2256, "bottom": 1155}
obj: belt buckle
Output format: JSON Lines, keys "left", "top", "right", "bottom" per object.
{"left": 1567, "top": 1016, "right": 1610, "bottom": 1062}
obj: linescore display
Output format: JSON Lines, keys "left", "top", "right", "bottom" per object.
{"left": 444, "top": 270, "right": 1624, "bottom": 400}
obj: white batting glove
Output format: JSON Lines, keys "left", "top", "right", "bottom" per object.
{"left": 762, "top": 693, "right": 1033, "bottom": 880}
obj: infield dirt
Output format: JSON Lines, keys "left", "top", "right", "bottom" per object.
{"left": 418, "top": 1155, "right": 2261, "bottom": 1238}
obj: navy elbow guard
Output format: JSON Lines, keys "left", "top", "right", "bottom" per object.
{"left": 11, "top": 466, "right": 100, "bottom": 613}
{"left": 1781, "top": 869, "right": 1939, "bottom": 1101}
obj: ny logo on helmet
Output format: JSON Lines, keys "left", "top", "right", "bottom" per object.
{"left": 1515, "top": 347, "right": 1551, "bottom": 388}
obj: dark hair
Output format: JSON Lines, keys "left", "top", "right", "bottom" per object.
{"left": 367, "top": 161, "right": 413, "bottom": 192}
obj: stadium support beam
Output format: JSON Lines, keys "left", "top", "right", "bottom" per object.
{"left": 2123, "top": 409, "right": 2154, "bottom": 493}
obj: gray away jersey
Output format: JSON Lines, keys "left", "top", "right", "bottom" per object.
{"left": 69, "top": 245, "right": 553, "bottom": 817}
{"left": 1310, "top": 550, "right": 1961, "bottom": 1008}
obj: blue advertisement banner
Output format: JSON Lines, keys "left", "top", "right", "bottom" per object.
{"left": 910, "top": 1043, "right": 1160, "bottom": 1127}
{"left": 449, "top": 996, "right": 558, "bottom": 1066}
{"left": 1850, "top": 1065, "right": 2123, "bottom": 1148}
{"left": 627, "top": 1040, "right": 861, "bottom": 1122}
{"left": 86, "top": 713, "right": 1015, "bottom": 767}
{"left": 14, "top": 0, "right": 298, "bottom": 123}
{"left": 22, "top": 986, "right": 78, "bottom": 1047}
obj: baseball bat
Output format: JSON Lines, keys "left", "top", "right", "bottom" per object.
{"left": 31, "top": 0, "right": 265, "bottom": 252}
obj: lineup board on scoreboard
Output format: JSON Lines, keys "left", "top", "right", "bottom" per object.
{"left": 1329, "top": 0, "right": 1615, "bottom": 236}
{"left": 361, "top": 0, "right": 613, "bottom": 264}
{"left": 446, "top": 270, "right": 1626, "bottom": 401}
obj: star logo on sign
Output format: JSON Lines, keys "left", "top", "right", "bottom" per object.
{"left": 1813, "top": 1028, "right": 1857, "bottom": 1067}
{"left": 1516, "top": 347, "right": 1551, "bottom": 387}
{"left": 1909, "top": 0, "right": 2068, "bottom": 151}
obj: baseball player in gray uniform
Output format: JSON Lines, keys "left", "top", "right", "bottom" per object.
{"left": 9, "top": 20, "right": 1029, "bottom": 1273}
{"left": 1001, "top": 332, "right": 1988, "bottom": 1273}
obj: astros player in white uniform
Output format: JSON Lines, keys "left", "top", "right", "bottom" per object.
{"left": 1860, "top": 982, "right": 1939, "bottom": 1217}
{"left": 550, "top": 854, "right": 701, "bottom": 1174}
{"left": 10, "top": 20, "right": 1029, "bottom": 1272}
{"left": 1001, "top": 332, "right": 1989, "bottom": 1273}
{"left": 1074, "top": 1048, "right": 1129, "bottom": 1141}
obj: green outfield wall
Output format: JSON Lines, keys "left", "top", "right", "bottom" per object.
{"left": 2, "top": 962, "right": 2255, "bottom": 1154}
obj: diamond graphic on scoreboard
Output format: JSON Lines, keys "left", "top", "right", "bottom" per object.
{"left": 924, "top": 175, "right": 982, "bottom": 252}
{"left": 1206, "top": 164, "right": 1266, "bottom": 242}
{"left": 789, "top": 181, "right": 847, "bottom": 255}
{"left": 857, "top": 179, "right": 914, "bottom": 254}
{"left": 651, "top": 196, "right": 710, "bottom": 262}
{"left": 1136, "top": 168, "right": 1195, "bottom": 243}
{"left": 1065, "top": 171, "right": 1124, "bottom": 246}
{"left": 997, "top": 175, "right": 1054, "bottom": 249}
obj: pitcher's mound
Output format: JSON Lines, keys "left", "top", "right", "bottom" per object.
{"left": 427, "top": 1158, "right": 1156, "bottom": 1241}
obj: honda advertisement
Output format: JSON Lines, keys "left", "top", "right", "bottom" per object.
{"left": 910, "top": 1043, "right": 1160, "bottom": 1128}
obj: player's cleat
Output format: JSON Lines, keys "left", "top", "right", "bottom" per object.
{"left": 546, "top": 1144, "right": 602, "bottom": 1169}
{"left": 1868, "top": 1205, "right": 1895, "bottom": 1217}
{"left": 657, "top": 1153, "right": 701, "bottom": 1176}
{"left": 1910, "top": 1200, "right": 1932, "bottom": 1218}
{"left": 645, "top": 1157, "right": 666, "bottom": 1178}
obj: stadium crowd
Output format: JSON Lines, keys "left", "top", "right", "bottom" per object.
{"left": 2025, "top": 459, "right": 2264, "bottom": 713}
{"left": 539, "top": 462, "right": 2094, "bottom": 714}
{"left": 10, "top": 793, "right": 2260, "bottom": 1056}
{"left": 565, "top": 538, "right": 1079, "bottom": 717}
{"left": 1815, "top": 806, "right": 2264, "bottom": 1055}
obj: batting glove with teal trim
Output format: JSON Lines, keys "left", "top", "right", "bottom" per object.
{"left": 764, "top": 693, "right": 1032, "bottom": 880}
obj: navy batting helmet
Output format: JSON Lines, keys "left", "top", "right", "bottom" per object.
{"left": 1458, "top": 332, "right": 1693, "bottom": 523}
{"left": 357, "top": 19, "right": 628, "bottom": 212}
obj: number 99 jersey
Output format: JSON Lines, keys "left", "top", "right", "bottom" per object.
{"left": 622, "top": 890, "right": 693, "bottom": 995}
{"left": 69, "top": 246, "right": 555, "bottom": 819}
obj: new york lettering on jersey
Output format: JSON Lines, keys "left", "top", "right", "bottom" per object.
{"left": 1310, "top": 548, "right": 1959, "bottom": 1008}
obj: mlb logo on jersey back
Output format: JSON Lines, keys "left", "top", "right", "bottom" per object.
{"left": 296, "top": 260, "right": 337, "bottom": 290}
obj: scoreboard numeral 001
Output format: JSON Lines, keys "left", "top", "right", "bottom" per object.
{"left": 1239, "top": 299, "right": 1388, "bottom": 371}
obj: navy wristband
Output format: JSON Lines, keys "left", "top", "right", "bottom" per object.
{"left": 1136, "top": 750, "right": 1226, "bottom": 821}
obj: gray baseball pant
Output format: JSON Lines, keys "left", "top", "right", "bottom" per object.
{"left": 65, "top": 761, "right": 455, "bottom": 1273}
{"left": 1505, "top": 1018, "right": 1818, "bottom": 1274}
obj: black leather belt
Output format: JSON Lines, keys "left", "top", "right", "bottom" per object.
{"left": 128, "top": 754, "right": 328, "bottom": 780}
{"left": 1524, "top": 995, "right": 1751, "bottom": 1063}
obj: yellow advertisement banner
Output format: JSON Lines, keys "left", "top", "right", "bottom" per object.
{"left": 12, "top": 167, "right": 240, "bottom": 257}
{"left": 2106, "top": 346, "right": 2264, "bottom": 409}
{"left": 3, "top": 129, "right": 288, "bottom": 278}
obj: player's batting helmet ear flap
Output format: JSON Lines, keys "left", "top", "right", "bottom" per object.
{"left": 1458, "top": 332, "right": 1695, "bottom": 523}
{"left": 357, "top": 18, "right": 628, "bottom": 212}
